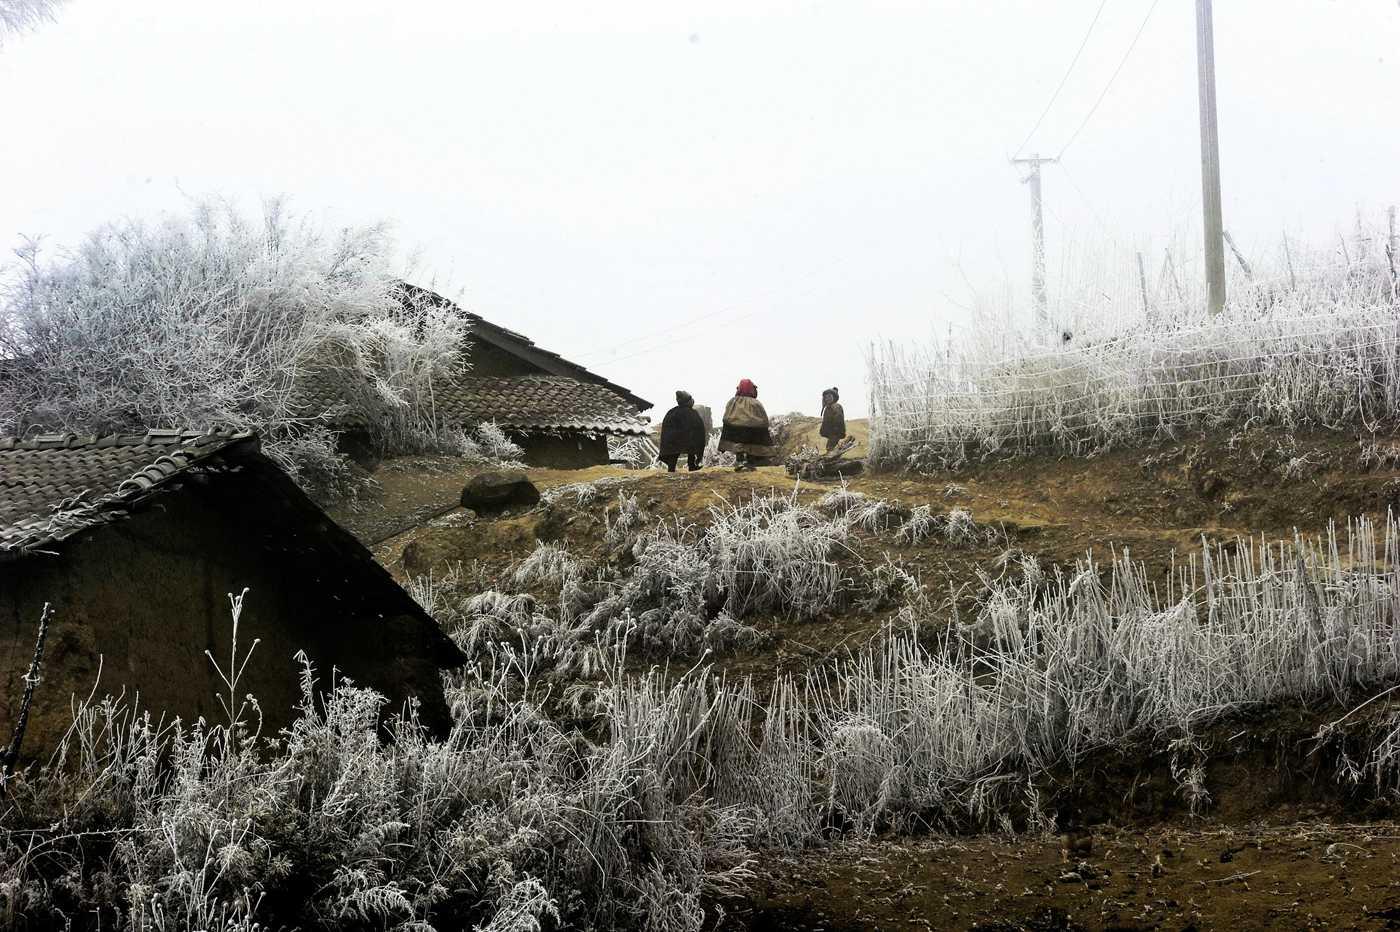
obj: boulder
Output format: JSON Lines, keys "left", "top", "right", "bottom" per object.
{"left": 461, "top": 470, "right": 540, "bottom": 516}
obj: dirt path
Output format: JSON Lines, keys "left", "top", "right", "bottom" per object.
{"left": 733, "top": 822, "right": 1400, "bottom": 931}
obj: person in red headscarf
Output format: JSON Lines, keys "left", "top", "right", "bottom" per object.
{"left": 719, "top": 378, "right": 774, "bottom": 471}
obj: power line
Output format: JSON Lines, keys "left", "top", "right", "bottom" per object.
{"left": 1012, "top": 0, "right": 1112, "bottom": 160}
{"left": 586, "top": 309, "right": 761, "bottom": 367}
{"left": 1057, "top": 160, "right": 1112, "bottom": 235}
{"left": 577, "top": 305, "right": 736, "bottom": 357}
{"left": 1056, "top": 0, "right": 1163, "bottom": 160}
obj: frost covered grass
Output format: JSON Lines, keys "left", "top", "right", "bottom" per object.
{"left": 0, "top": 641, "right": 754, "bottom": 932}
{"left": 13, "top": 512, "right": 1400, "bottom": 929}
{"left": 603, "top": 491, "right": 651, "bottom": 551}
{"left": 14, "top": 509, "right": 1400, "bottom": 928}
{"left": 870, "top": 217, "right": 1400, "bottom": 468}
{"left": 816, "top": 484, "right": 999, "bottom": 548}
{"left": 705, "top": 493, "right": 850, "bottom": 618}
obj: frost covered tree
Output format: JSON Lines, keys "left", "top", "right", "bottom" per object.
{"left": 0, "top": 199, "right": 471, "bottom": 489}
{"left": 0, "top": 0, "right": 69, "bottom": 43}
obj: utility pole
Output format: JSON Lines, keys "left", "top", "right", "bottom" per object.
{"left": 1196, "top": 0, "right": 1226, "bottom": 315}
{"left": 1012, "top": 153, "right": 1056, "bottom": 330}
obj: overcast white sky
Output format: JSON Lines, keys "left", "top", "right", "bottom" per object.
{"left": 2, "top": 1, "right": 1398, "bottom": 418}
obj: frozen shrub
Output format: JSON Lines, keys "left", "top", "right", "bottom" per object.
{"left": 701, "top": 431, "right": 735, "bottom": 468}
{"left": 894, "top": 504, "right": 938, "bottom": 545}
{"left": 541, "top": 477, "right": 634, "bottom": 506}
{"left": 941, "top": 508, "right": 980, "bottom": 545}
{"left": 856, "top": 556, "right": 923, "bottom": 613}
{"left": 815, "top": 483, "right": 866, "bottom": 516}
{"left": 406, "top": 563, "right": 465, "bottom": 626}
{"left": 469, "top": 422, "right": 525, "bottom": 464}
{"left": 512, "top": 540, "right": 581, "bottom": 589}
{"left": 0, "top": 201, "right": 472, "bottom": 492}
{"left": 766, "top": 413, "right": 804, "bottom": 456}
{"left": 705, "top": 494, "right": 849, "bottom": 618}
{"left": 815, "top": 484, "right": 908, "bottom": 532}
{"left": 822, "top": 715, "right": 897, "bottom": 835}
{"left": 604, "top": 491, "right": 650, "bottom": 551}
{"left": 609, "top": 435, "right": 661, "bottom": 470}
{"left": 2, "top": 609, "right": 754, "bottom": 931}
{"left": 895, "top": 504, "right": 996, "bottom": 548}
{"left": 581, "top": 526, "right": 760, "bottom": 657}
{"left": 453, "top": 590, "right": 539, "bottom": 654}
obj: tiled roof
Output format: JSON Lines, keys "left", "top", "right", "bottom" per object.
{"left": 0, "top": 429, "right": 253, "bottom": 555}
{"left": 299, "top": 372, "right": 651, "bottom": 436}
{"left": 441, "top": 375, "right": 651, "bottom": 434}
{"left": 399, "top": 283, "right": 653, "bottom": 412}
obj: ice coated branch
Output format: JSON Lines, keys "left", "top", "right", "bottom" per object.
{"left": 1, "top": 603, "right": 52, "bottom": 782}
{"left": 0, "top": 0, "right": 70, "bottom": 43}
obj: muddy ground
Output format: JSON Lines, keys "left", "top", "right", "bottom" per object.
{"left": 326, "top": 426, "right": 1400, "bottom": 931}
{"left": 735, "top": 822, "right": 1400, "bottom": 931}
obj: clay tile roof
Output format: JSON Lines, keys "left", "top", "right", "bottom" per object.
{"left": 435, "top": 375, "right": 650, "bottom": 435}
{"left": 397, "top": 283, "right": 652, "bottom": 412}
{"left": 0, "top": 428, "right": 254, "bottom": 555}
{"left": 299, "top": 372, "right": 651, "bottom": 436}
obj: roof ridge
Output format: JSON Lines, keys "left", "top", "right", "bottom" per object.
{"left": 0, "top": 426, "right": 254, "bottom": 451}
{"left": 1, "top": 428, "right": 259, "bottom": 555}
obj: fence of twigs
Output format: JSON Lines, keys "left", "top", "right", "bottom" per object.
{"left": 869, "top": 218, "right": 1400, "bottom": 468}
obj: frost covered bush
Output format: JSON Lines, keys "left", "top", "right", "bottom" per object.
{"left": 512, "top": 540, "right": 582, "bottom": 589}
{"left": 701, "top": 431, "right": 735, "bottom": 468}
{"left": 705, "top": 493, "right": 849, "bottom": 618}
{"left": 895, "top": 504, "right": 998, "bottom": 547}
{"left": 0, "top": 634, "right": 752, "bottom": 932}
{"left": 0, "top": 0, "right": 67, "bottom": 41}
{"left": 459, "top": 422, "right": 524, "bottom": 465}
{"left": 815, "top": 484, "right": 908, "bottom": 531}
{"left": 582, "top": 527, "right": 762, "bottom": 657}
{"left": 609, "top": 435, "right": 661, "bottom": 470}
{"left": 0, "top": 200, "right": 470, "bottom": 490}
{"left": 604, "top": 491, "right": 651, "bottom": 551}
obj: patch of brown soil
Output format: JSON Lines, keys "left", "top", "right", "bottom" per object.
{"left": 337, "top": 428, "right": 1400, "bottom": 682}
{"left": 731, "top": 820, "right": 1400, "bottom": 931}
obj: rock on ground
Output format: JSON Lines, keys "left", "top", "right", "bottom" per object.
{"left": 461, "top": 470, "right": 541, "bottom": 516}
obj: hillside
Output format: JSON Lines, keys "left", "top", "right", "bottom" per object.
{"left": 330, "top": 424, "right": 1400, "bottom": 930}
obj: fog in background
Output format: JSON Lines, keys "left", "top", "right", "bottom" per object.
{"left": 1, "top": 0, "right": 1397, "bottom": 419}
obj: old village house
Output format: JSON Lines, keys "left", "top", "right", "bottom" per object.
{"left": 0, "top": 429, "right": 464, "bottom": 759}
{"left": 300, "top": 284, "right": 654, "bottom": 468}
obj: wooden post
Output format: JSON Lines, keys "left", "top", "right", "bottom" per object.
{"left": 1164, "top": 248, "right": 1186, "bottom": 304}
{"left": 1282, "top": 230, "right": 1297, "bottom": 292}
{"left": 1223, "top": 230, "right": 1253, "bottom": 279}
{"left": 1388, "top": 206, "right": 1398, "bottom": 293}
{"left": 1136, "top": 251, "right": 1151, "bottom": 319}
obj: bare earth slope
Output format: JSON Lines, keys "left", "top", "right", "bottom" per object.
{"left": 328, "top": 427, "right": 1400, "bottom": 931}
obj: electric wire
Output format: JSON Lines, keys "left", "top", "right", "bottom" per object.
{"left": 1056, "top": 0, "right": 1163, "bottom": 160}
{"left": 1011, "top": 0, "right": 1113, "bottom": 160}
{"left": 577, "top": 305, "right": 737, "bottom": 357}
{"left": 586, "top": 309, "right": 762, "bottom": 367}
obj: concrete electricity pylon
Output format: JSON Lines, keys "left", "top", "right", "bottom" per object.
{"left": 1013, "top": 154, "right": 1057, "bottom": 329}
{"left": 1196, "top": 0, "right": 1227, "bottom": 315}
